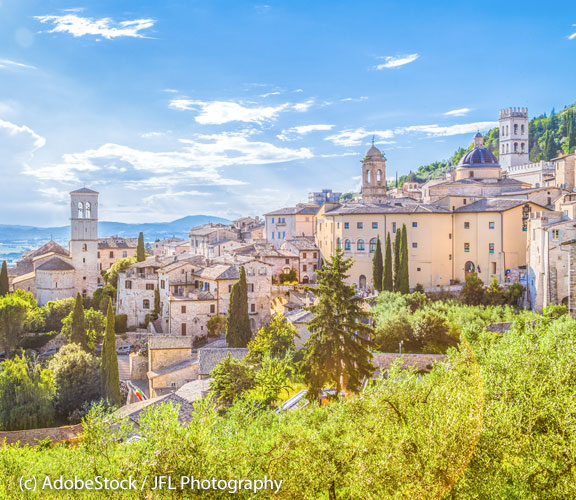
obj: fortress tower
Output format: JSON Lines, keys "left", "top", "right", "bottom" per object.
{"left": 69, "top": 188, "right": 100, "bottom": 297}
{"left": 499, "top": 107, "right": 529, "bottom": 171}
{"left": 361, "top": 141, "right": 387, "bottom": 203}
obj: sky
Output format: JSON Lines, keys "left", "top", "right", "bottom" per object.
{"left": 0, "top": 0, "right": 575, "bottom": 226}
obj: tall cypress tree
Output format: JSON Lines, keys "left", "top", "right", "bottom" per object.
{"left": 136, "top": 232, "right": 146, "bottom": 262}
{"left": 101, "top": 299, "right": 121, "bottom": 406}
{"left": 372, "top": 236, "right": 383, "bottom": 292}
{"left": 226, "top": 266, "right": 251, "bottom": 348}
{"left": 382, "top": 233, "right": 393, "bottom": 291}
{"left": 398, "top": 223, "right": 410, "bottom": 294}
{"left": 303, "top": 248, "right": 374, "bottom": 400}
{"left": 393, "top": 226, "right": 402, "bottom": 291}
{"left": 0, "top": 261, "right": 8, "bottom": 296}
{"left": 70, "top": 292, "right": 88, "bottom": 350}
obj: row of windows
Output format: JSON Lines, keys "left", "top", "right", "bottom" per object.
{"left": 501, "top": 142, "right": 526, "bottom": 154}
{"left": 271, "top": 231, "right": 286, "bottom": 239}
{"left": 97, "top": 250, "right": 129, "bottom": 259}
{"left": 501, "top": 123, "right": 525, "bottom": 136}
{"left": 77, "top": 201, "right": 92, "bottom": 219}
{"left": 365, "top": 169, "right": 383, "bottom": 184}
{"left": 340, "top": 221, "right": 417, "bottom": 231}
{"left": 464, "top": 243, "right": 495, "bottom": 253}
{"left": 181, "top": 304, "right": 217, "bottom": 314}
{"left": 270, "top": 217, "right": 286, "bottom": 224}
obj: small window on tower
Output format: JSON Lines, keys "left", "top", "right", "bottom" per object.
{"left": 85, "top": 202, "right": 91, "bottom": 218}
{"left": 77, "top": 202, "right": 83, "bottom": 218}
{"left": 82, "top": 244, "right": 87, "bottom": 252}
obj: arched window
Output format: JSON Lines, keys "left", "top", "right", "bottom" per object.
{"left": 521, "top": 142, "right": 525, "bottom": 152}
{"left": 366, "top": 170, "right": 371, "bottom": 184}
{"left": 357, "top": 239, "right": 365, "bottom": 251}
{"left": 469, "top": 171, "right": 474, "bottom": 178}
{"left": 514, "top": 124, "right": 518, "bottom": 134}
{"left": 514, "top": 142, "right": 518, "bottom": 152}
{"left": 506, "top": 144, "right": 509, "bottom": 153}
{"left": 77, "top": 202, "right": 83, "bottom": 218}
{"left": 521, "top": 124, "right": 525, "bottom": 134}
{"left": 369, "top": 238, "right": 377, "bottom": 253}
{"left": 336, "top": 237, "right": 341, "bottom": 249}
{"left": 82, "top": 243, "right": 87, "bottom": 252}
{"left": 143, "top": 299, "right": 150, "bottom": 309}
{"left": 85, "top": 202, "right": 91, "bottom": 218}
{"left": 344, "top": 239, "right": 351, "bottom": 251}
{"left": 502, "top": 145, "right": 505, "bottom": 154}
{"left": 359, "top": 275, "right": 367, "bottom": 289}
{"left": 377, "top": 170, "right": 382, "bottom": 182}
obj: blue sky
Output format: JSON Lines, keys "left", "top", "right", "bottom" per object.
{"left": 0, "top": 0, "right": 575, "bottom": 225}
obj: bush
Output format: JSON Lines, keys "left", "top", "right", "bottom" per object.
{"left": 114, "top": 314, "right": 128, "bottom": 334}
{"left": 207, "top": 315, "right": 227, "bottom": 337}
{"left": 18, "top": 332, "right": 57, "bottom": 350}
{"left": 373, "top": 315, "right": 414, "bottom": 353}
{"left": 209, "top": 354, "right": 256, "bottom": 405}
{"left": 410, "top": 309, "right": 458, "bottom": 353}
{"left": 41, "top": 298, "right": 75, "bottom": 332}
{"left": 460, "top": 273, "right": 485, "bottom": 305}
{"left": 278, "top": 268, "right": 298, "bottom": 284}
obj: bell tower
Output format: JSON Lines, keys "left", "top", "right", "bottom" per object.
{"left": 499, "top": 107, "right": 529, "bottom": 171}
{"left": 69, "top": 187, "right": 99, "bottom": 297}
{"left": 361, "top": 140, "right": 387, "bottom": 203}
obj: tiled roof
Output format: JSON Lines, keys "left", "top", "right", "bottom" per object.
{"left": 36, "top": 257, "right": 75, "bottom": 272}
{"left": 194, "top": 264, "right": 239, "bottom": 281}
{"left": 70, "top": 187, "right": 98, "bottom": 194}
{"left": 22, "top": 240, "right": 69, "bottom": 261}
{"left": 98, "top": 237, "right": 138, "bottom": 249}
{"left": 285, "top": 309, "right": 315, "bottom": 324}
{"left": 149, "top": 336, "right": 192, "bottom": 350}
{"left": 324, "top": 202, "right": 450, "bottom": 215}
{"left": 284, "top": 237, "right": 318, "bottom": 251}
{"left": 122, "top": 393, "right": 196, "bottom": 426}
{"left": 147, "top": 359, "right": 196, "bottom": 379}
{"left": 454, "top": 198, "right": 545, "bottom": 213}
{"left": 198, "top": 348, "right": 249, "bottom": 375}
{"left": 265, "top": 204, "right": 320, "bottom": 216}
{"left": 11, "top": 271, "right": 36, "bottom": 284}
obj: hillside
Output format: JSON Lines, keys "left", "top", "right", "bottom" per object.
{"left": 399, "top": 102, "right": 576, "bottom": 186}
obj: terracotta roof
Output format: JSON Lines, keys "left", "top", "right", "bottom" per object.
{"left": 22, "top": 240, "right": 69, "bottom": 261}
{"left": 198, "top": 348, "right": 249, "bottom": 376}
{"left": 324, "top": 202, "right": 450, "bottom": 215}
{"left": 36, "top": 257, "right": 75, "bottom": 272}
{"left": 284, "top": 237, "right": 318, "bottom": 251}
{"left": 454, "top": 198, "right": 546, "bottom": 213}
{"left": 12, "top": 271, "right": 36, "bottom": 284}
{"left": 265, "top": 204, "right": 320, "bottom": 216}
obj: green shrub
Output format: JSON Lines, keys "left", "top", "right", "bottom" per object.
{"left": 114, "top": 314, "right": 128, "bottom": 334}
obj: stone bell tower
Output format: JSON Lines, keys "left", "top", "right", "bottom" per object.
{"left": 69, "top": 187, "right": 99, "bottom": 297}
{"left": 499, "top": 107, "right": 529, "bottom": 171}
{"left": 361, "top": 139, "right": 387, "bottom": 203}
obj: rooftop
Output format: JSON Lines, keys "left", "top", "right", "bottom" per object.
{"left": 198, "top": 347, "right": 249, "bottom": 375}
{"left": 36, "top": 256, "right": 75, "bottom": 272}
{"left": 265, "top": 204, "right": 320, "bottom": 216}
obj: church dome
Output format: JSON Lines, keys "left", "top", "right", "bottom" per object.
{"left": 365, "top": 145, "right": 383, "bottom": 159}
{"left": 458, "top": 147, "right": 499, "bottom": 167}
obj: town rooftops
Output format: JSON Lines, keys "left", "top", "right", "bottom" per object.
{"left": 194, "top": 264, "right": 239, "bottom": 281}
{"left": 454, "top": 198, "right": 547, "bottom": 213}
{"left": 11, "top": 271, "right": 36, "bottom": 284}
{"left": 198, "top": 348, "right": 249, "bottom": 376}
{"left": 284, "top": 237, "right": 318, "bottom": 251}
{"left": 148, "top": 336, "right": 192, "bottom": 350}
{"left": 120, "top": 392, "right": 196, "bottom": 426}
{"left": 36, "top": 256, "right": 75, "bottom": 272}
{"left": 22, "top": 240, "right": 69, "bottom": 261}
{"left": 324, "top": 202, "right": 450, "bottom": 216}
{"left": 189, "top": 223, "right": 235, "bottom": 236}
{"left": 265, "top": 204, "right": 320, "bottom": 216}
{"left": 98, "top": 236, "right": 139, "bottom": 249}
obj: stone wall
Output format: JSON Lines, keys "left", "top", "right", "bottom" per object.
{"left": 130, "top": 354, "right": 148, "bottom": 379}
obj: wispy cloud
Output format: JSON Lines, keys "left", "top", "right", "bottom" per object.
{"left": 326, "top": 120, "right": 497, "bottom": 147}
{"left": 168, "top": 99, "right": 314, "bottom": 124}
{"left": 260, "top": 91, "right": 281, "bottom": 98}
{"left": 0, "top": 118, "right": 46, "bottom": 149}
{"left": 444, "top": 108, "right": 471, "bottom": 117}
{"left": 374, "top": 53, "right": 419, "bottom": 70}
{"left": 277, "top": 124, "right": 334, "bottom": 141}
{"left": 570, "top": 25, "right": 576, "bottom": 39}
{"left": 340, "top": 97, "right": 368, "bottom": 102}
{"left": 0, "top": 58, "right": 36, "bottom": 70}
{"left": 35, "top": 14, "right": 155, "bottom": 39}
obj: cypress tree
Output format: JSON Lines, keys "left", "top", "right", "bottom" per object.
{"left": 101, "top": 299, "right": 121, "bottom": 406}
{"left": 153, "top": 287, "right": 161, "bottom": 316}
{"left": 136, "top": 232, "right": 146, "bottom": 262}
{"left": 383, "top": 233, "right": 393, "bottom": 291}
{"left": 226, "top": 266, "right": 251, "bottom": 348}
{"left": 70, "top": 292, "right": 88, "bottom": 350}
{"left": 393, "top": 226, "right": 402, "bottom": 291}
{"left": 372, "top": 236, "right": 383, "bottom": 292}
{"left": 398, "top": 223, "right": 410, "bottom": 294}
{"left": 0, "top": 261, "right": 8, "bottom": 296}
{"left": 303, "top": 248, "right": 374, "bottom": 400}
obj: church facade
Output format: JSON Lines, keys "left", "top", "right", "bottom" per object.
{"left": 12, "top": 188, "right": 100, "bottom": 305}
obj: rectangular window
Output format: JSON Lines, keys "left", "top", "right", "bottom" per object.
{"left": 278, "top": 232, "right": 281, "bottom": 239}
{"left": 357, "top": 222, "right": 363, "bottom": 229}
{"left": 392, "top": 222, "right": 396, "bottom": 233}
{"left": 109, "top": 251, "right": 114, "bottom": 258}
{"left": 412, "top": 222, "right": 418, "bottom": 228}
{"left": 271, "top": 218, "right": 275, "bottom": 223}
{"left": 250, "top": 303, "right": 256, "bottom": 313}
{"left": 337, "top": 222, "right": 340, "bottom": 229}
{"left": 491, "top": 262, "right": 496, "bottom": 274}
{"left": 464, "top": 243, "right": 470, "bottom": 252}
{"left": 123, "top": 251, "right": 128, "bottom": 257}
{"left": 181, "top": 306, "right": 186, "bottom": 313}
{"left": 210, "top": 304, "right": 215, "bottom": 314}
{"left": 449, "top": 254, "right": 452, "bottom": 261}
{"left": 303, "top": 252, "right": 307, "bottom": 258}
{"left": 248, "top": 284, "right": 254, "bottom": 292}
{"left": 489, "top": 221, "right": 495, "bottom": 229}
{"left": 464, "top": 222, "right": 470, "bottom": 229}
{"left": 372, "top": 222, "right": 378, "bottom": 229}
{"left": 161, "top": 280, "right": 165, "bottom": 289}
{"left": 417, "top": 267, "right": 421, "bottom": 272}
{"left": 313, "top": 252, "right": 317, "bottom": 258}
{"left": 285, "top": 258, "right": 290, "bottom": 264}
{"left": 125, "top": 280, "right": 132, "bottom": 289}
{"left": 463, "top": 199, "right": 467, "bottom": 205}
{"left": 344, "top": 222, "right": 349, "bottom": 229}
{"left": 303, "top": 265, "right": 307, "bottom": 272}
{"left": 271, "top": 232, "right": 274, "bottom": 239}
{"left": 146, "top": 283, "right": 155, "bottom": 290}
{"left": 449, "top": 233, "right": 452, "bottom": 239}
{"left": 552, "top": 229, "right": 560, "bottom": 240}
{"left": 412, "top": 242, "right": 418, "bottom": 248}
{"left": 489, "top": 243, "right": 495, "bottom": 254}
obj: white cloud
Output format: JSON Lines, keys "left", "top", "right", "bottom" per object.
{"left": 0, "top": 118, "right": 46, "bottom": 149}
{"left": 325, "top": 128, "right": 395, "bottom": 147}
{"left": 35, "top": 14, "right": 155, "bottom": 39}
{"left": 374, "top": 53, "right": 419, "bottom": 70}
{"left": 141, "top": 131, "right": 168, "bottom": 138}
{"left": 340, "top": 96, "right": 368, "bottom": 102}
{"left": 326, "top": 120, "right": 498, "bottom": 147}
{"left": 0, "top": 58, "right": 36, "bottom": 70}
{"left": 277, "top": 124, "right": 334, "bottom": 141}
{"left": 444, "top": 108, "right": 471, "bottom": 117}
{"left": 168, "top": 99, "right": 314, "bottom": 124}
{"left": 570, "top": 25, "right": 576, "bottom": 39}
{"left": 260, "top": 91, "right": 281, "bottom": 98}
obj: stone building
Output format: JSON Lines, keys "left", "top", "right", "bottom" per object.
{"left": 152, "top": 237, "right": 189, "bottom": 257}
{"left": 97, "top": 236, "right": 138, "bottom": 274}
{"left": 232, "top": 243, "right": 300, "bottom": 282}
{"left": 361, "top": 141, "right": 387, "bottom": 203}
{"left": 265, "top": 204, "right": 319, "bottom": 249}
{"left": 308, "top": 189, "right": 342, "bottom": 205}
{"left": 147, "top": 336, "right": 197, "bottom": 397}
{"left": 281, "top": 237, "right": 320, "bottom": 283}
{"left": 499, "top": 107, "right": 530, "bottom": 171}
{"left": 189, "top": 223, "right": 239, "bottom": 258}
{"left": 12, "top": 188, "right": 100, "bottom": 305}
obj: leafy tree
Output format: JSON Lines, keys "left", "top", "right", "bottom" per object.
{"left": 226, "top": 266, "right": 251, "bottom": 348}
{"left": 278, "top": 268, "right": 297, "bottom": 284}
{"left": 252, "top": 353, "right": 294, "bottom": 406}
{"left": 62, "top": 307, "right": 105, "bottom": 348}
{"left": 0, "top": 355, "right": 55, "bottom": 430}
{"left": 396, "top": 223, "right": 410, "bottom": 294}
{"left": 460, "top": 273, "right": 485, "bottom": 305}
{"left": 373, "top": 315, "right": 414, "bottom": 353}
{"left": 92, "top": 285, "right": 116, "bottom": 313}
{"left": 410, "top": 309, "right": 458, "bottom": 353}
{"left": 103, "top": 256, "right": 137, "bottom": 288}
{"left": 114, "top": 314, "right": 128, "bottom": 334}
{"left": 247, "top": 315, "right": 298, "bottom": 362}
{"left": 0, "top": 294, "right": 29, "bottom": 353}
{"left": 207, "top": 314, "right": 227, "bottom": 337}
{"left": 41, "top": 297, "right": 75, "bottom": 332}
{"left": 136, "top": 232, "right": 146, "bottom": 262}
{"left": 485, "top": 276, "right": 505, "bottom": 305}
{"left": 303, "top": 248, "right": 374, "bottom": 400}
{"left": 209, "top": 353, "right": 255, "bottom": 405}
{"left": 393, "top": 226, "right": 402, "bottom": 291}
{"left": 382, "top": 232, "right": 393, "bottom": 292}
{"left": 100, "top": 300, "right": 121, "bottom": 406}
{"left": 372, "top": 236, "right": 383, "bottom": 292}
{"left": 0, "top": 261, "right": 8, "bottom": 296}
{"left": 68, "top": 293, "right": 87, "bottom": 349}
{"left": 48, "top": 343, "right": 102, "bottom": 419}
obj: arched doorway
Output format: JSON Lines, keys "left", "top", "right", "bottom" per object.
{"left": 302, "top": 275, "right": 309, "bottom": 284}
{"left": 359, "top": 275, "right": 367, "bottom": 289}
{"left": 464, "top": 261, "right": 476, "bottom": 274}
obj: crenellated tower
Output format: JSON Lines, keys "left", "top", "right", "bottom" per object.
{"left": 499, "top": 107, "right": 529, "bottom": 171}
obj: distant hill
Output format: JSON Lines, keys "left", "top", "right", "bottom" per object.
{"left": 398, "top": 102, "right": 576, "bottom": 186}
{"left": 0, "top": 215, "right": 231, "bottom": 247}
